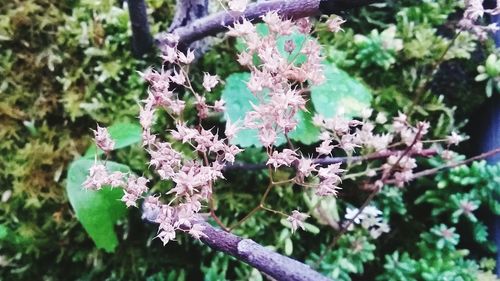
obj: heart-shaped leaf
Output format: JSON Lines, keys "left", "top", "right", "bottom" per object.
{"left": 66, "top": 158, "right": 129, "bottom": 252}
{"left": 311, "top": 63, "right": 372, "bottom": 118}
{"left": 222, "top": 73, "right": 319, "bottom": 147}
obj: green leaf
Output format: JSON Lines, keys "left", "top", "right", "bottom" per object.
{"left": 222, "top": 73, "right": 320, "bottom": 147}
{"left": 66, "top": 158, "right": 129, "bottom": 252}
{"left": 284, "top": 237, "right": 293, "bottom": 255}
{"left": 222, "top": 73, "right": 266, "bottom": 147}
{"left": 288, "top": 110, "right": 320, "bottom": 145}
{"left": 84, "top": 122, "right": 142, "bottom": 157}
{"left": 303, "top": 222, "right": 320, "bottom": 234}
{"left": 311, "top": 63, "right": 372, "bottom": 118}
{"left": 0, "top": 224, "right": 8, "bottom": 240}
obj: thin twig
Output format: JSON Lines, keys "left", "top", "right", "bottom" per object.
{"left": 385, "top": 147, "right": 500, "bottom": 184}
{"left": 223, "top": 148, "right": 437, "bottom": 172}
{"left": 315, "top": 124, "right": 425, "bottom": 266}
{"left": 314, "top": 146, "right": 500, "bottom": 267}
{"left": 408, "top": 31, "right": 461, "bottom": 114}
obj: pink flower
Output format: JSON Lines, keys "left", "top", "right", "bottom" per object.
{"left": 161, "top": 46, "right": 177, "bottom": 63}
{"left": 316, "top": 179, "right": 342, "bottom": 197}
{"left": 108, "top": 172, "right": 125, "bottom": 187}
{"left": 224, "top": 145, "right": 242, "bottom": 163}
{"left": 237, "top": 52, "right": 253, "bottom": 66}
{"left": 83, "top": 163, "right": 109, "bottom": 190}
{"left": 226, "top": 19, "right": 255, "bottom": 37}
{"left": 170, "top": 69, "right": 186, "bottom": 85}
{"left": 203, "top": 73, "right": 219, "bottom": 92}
{"left": 157, "top": 223, "right": 176, "bottom": 245}
{"left": 287, "top": 210, "right": 309, "bottom": 233}
{"left": 189, "top": 223, "right": 207, "bottom": 239}
{"left": 464, "top": 0, "right": 484, "bottom": 20}
{"left": 121, "top": 192, "right": 139, "bottom": 208}
{"left": 316, "top": 140, "right": 334, "bottom": 155}
{"left": 296, "top": 157, "right": 318, "bottom": 180}
{"left": 225, "top": 120, "right": 241, "bottom": 140}
{"left": 325, "top": 15, "right": 346, "bottom": 33}
{"left": 213, "top": 99, "right": 225, "bottom": 112}
{"left": 266, "top": 149, "right": 298, "bottom": 169}
{"left": 93, "top": 125, "right": 115, "bottom": 153}
{"left": 259, "top": 128, "right": 277, "bottom": 147}
{"left": 139, "top": 105, "right": 155, "bottom": 129}
{"left": 447, "top": 131, "right": 463, "bottom": 146}
{"left": 177, "top": 49, "right": 194, "bottom": 64}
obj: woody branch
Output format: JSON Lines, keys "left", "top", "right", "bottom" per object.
{"left": 156, "top": 0, "right": 380, "bottom": 48}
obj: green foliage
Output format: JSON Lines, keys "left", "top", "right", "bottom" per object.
{"left": 309, "top": 231, "right": 376, "bottom": 281}
{"left": 353, "top": 25, "right": 403, "bottom": 69}
{"left": 378, "top": 225, "right": 478, "bottom": 281}
{"left": 311, "top": 63, "right": 372, "bottom": 118}
{"left": 66, "top": 159, "right": 129, "bottom": 252}
{"left": 476, "top": 54, "right": 500, "bottom": 97}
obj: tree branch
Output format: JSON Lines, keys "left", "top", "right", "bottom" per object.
{"left": 385, "top": 147, "right": 500, "bottom": 184}
{"left": 127, "top": 0, "right": 154, "bottom": 57}
{"left": 199, "top": 221, "right": 332, "bottom": 281}
{"left": 156, "top": 0, "right": 380, "bottom": 48}
{"left": 223, "top": 148, "right": 437, "bottom": 172}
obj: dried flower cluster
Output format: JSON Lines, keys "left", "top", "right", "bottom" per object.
{"left": 83, "top": 12, "right": 464, "bottom": 243}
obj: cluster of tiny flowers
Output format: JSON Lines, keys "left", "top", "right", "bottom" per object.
{"left": 83, "top": 31, "right": 244, "bottom": 244}
{"left": 227, "top": 13, "right": 325, "bottom": 148}
{"left": 287, "top": 210, "right": 310, "bottom": 233}
{"left": 92, "top": 126, "right": 115, "bottom": 154}
{"left": 325, "top": 15, "right": 346, "bottom": 33}
{"left": 459, "top": 0, "right": 500, "bottom": 41}
{"left": 82, "top": 12, "right": 464, "bottom": 240}
{"left": 345, "top": 206, "right": 390, "bottom": 239}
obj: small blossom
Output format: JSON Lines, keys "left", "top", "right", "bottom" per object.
{"left": 139, "top": 105, "right": 155, "bottom": 129}
{"left": 287, "top": 210, "right": 309, "bottom": 233}
{"left": 213, "top": 99, "right": 225, "bottom": 112}
{"left": 325, "top": 15, "right": 346, "bottom": 33}
{"left": 170, "top": 70, "right": 186, "bottom": 85}
{"left": 316, "top": 140, "right": 334, "bottom": 155}
{"left": 161, "top": 46, "right": 177, "bottom": 63}
{"left": 93, "top": 125, "right": 115, "bottom": 153}
{"left": 157, "top": 224, "right": 176, "bottom": 245}
{"left": 177, "top": 49, "right": 195, "bottom": 64}
{"left": 225, "top": 120, "right": 241, "bottom": 140}
{"left": 121, "top": 192, "right": 139, "bottom": 208}
{"left": 108, "top": 172, "right": 125, "bottom": 187}
{"left": 189, "top": 224, "right": 207, "bottom": 239}
{"left": 83, "top": 163, "right": 109, "bottom": 190}
{"left": 447, "top": 131, "right": 463, "bottom": 146}
{"left": 203, "top": 73, "right": 219, "bottom": 92}
{"left": 266, "top": 149, "right": 298, "bottom": 169}
{"left": 296, "top": 157, "right": 318, "bottom": 180}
